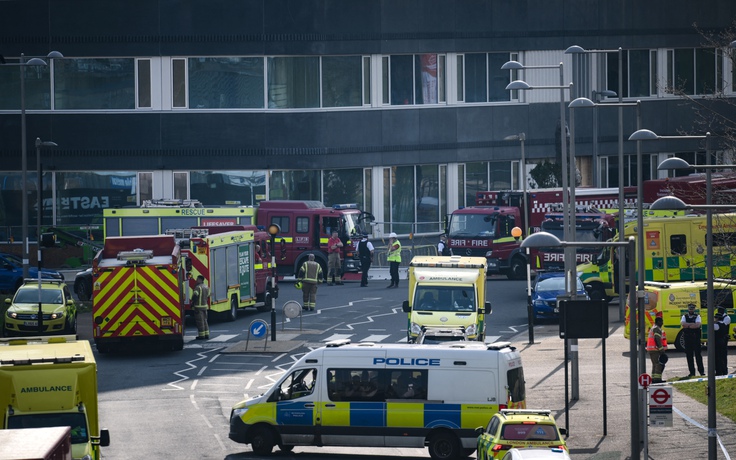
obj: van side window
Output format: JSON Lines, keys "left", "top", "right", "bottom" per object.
{"left": 327, "top": 368, "right": 428, "bottom": 402}
{"left": 271, "top": 216, "right": 289, "bottom": 234}
{"left": 670, "top": 234, "right": 687, "bottom": 255}
{"left": 272, "top": 368, "right": 317, "bottom": 401}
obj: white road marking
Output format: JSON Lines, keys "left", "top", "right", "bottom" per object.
{"left": 361, "top": 334, "right": 390, "bottom": 342}
{"left": 208, "top": 334, "right": 238, "bottom": 342}
{"left": 322, "top": 333, "right": 353, "bottom": 342}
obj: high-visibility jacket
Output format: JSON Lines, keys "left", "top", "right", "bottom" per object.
{"left": 193, "top": 283, "right": 210, "bottom": 308}
{"left": 299, "top": 260, "right": 323, "bottom": 283}
{"left": 646, "top": 325, "right": 667, "bottom": 351}
{"left": 387, "top": 240, "right": 402, "bottom": 263}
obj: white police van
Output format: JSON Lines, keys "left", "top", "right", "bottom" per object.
{"left": 229, "top": 339, "right": 525, "bottom": 459}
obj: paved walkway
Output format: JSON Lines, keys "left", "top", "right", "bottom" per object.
{"left": 520, "top": 311, "right": 736, "bottom": 459}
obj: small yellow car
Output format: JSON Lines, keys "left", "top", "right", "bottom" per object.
{"left": 476, "top": 409, "right": 568, "bottom": 460}
{"left": 3, "top": 279, "right": 77, "bottom": 337}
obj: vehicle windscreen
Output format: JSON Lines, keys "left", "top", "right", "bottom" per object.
{"left": 9, "top": 413, "right": 88, "bottom": 444}
{"left": 343, "top": 213, "right": 361, "bottom": 238}
{"left": 448, "top": 214, "right": 496, "bottom": 238}
{"left": 536, "top": 277, "right": 585, "bottom": 293}
{"left": 14, "top": 289, "right": 63, "bottom": 304}
{"left": 413, "top": 286, "right": 476, "bottom": 312}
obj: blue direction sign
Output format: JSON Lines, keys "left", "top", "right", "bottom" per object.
{"left": 249, "top": 319, "right": 268, "bottom": 338}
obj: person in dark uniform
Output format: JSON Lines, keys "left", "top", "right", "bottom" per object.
{"left": 714, "top": 310, "right": 730, "bottom": 376}
{"left": 357, "top": 233, "right": 374, "bottom": 287}
{"left": 680, "top": 303, "right": 704, "bottom": 377}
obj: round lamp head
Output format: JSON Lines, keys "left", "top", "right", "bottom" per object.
{"left": 520, "top": 232, "right": 563, "bottom": 249}
{"left": 511, "top": 227, "right": 523, "bottom": 239}
{"left": 649, "top": 196, "right": 689, "bottom": 211}
{"left": 268, "top": 223, "right": 281, "bottom": 236}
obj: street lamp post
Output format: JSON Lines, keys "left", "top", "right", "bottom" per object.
{"left": 35, "top": 138, "right": 58, "bottom": 334}
{"left": 565, "top": 45, "right": 626, "bottom": 325}
{"left": 521, "top": 231, "right": 637, "bottom": 457}
{"left": 0, "top": 51, "right": 63, "bottom": 279}
{"left": 632, "top": 129, "right": 733, "bottom": 460}
{"left": 267, "top": 223, "right": 281, "bottom": 341}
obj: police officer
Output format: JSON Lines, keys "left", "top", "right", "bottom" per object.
{"left": 386, "top": 233, "right": 401, "bottom": 288}
{"left": 680, "top": 303, "right": 704, "bottom": 377}
{"left": 714, "top": 310, "right": 730, "bottom": 376}
{"left": 298, "top": 254, "right": 323, "bottom": 311}
{"left": 438, "top": 234, "right": 452, "bottom": 256}
{"left": 192, "top": 275, "right": 210, "bottom": 340}
{"left": 357, "top": 233, "right": 374, "bottom": 287}
{"left": 646, "top": 316, "right": 667, "bottom": 383}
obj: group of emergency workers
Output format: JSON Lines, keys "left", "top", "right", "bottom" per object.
{"left": 646, "top": 304, "right": 731, "bottom": 383}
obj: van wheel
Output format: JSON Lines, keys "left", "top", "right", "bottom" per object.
{"left": 257, "top": 291, "right": 272, "bottom": 312}
{"left": 507, "top": 256, "right": 526, "bottom": 280}
{"left": 428, "top": 431, "right": 460, "bottom": 460}
{"left": 674, "top": 330, "right": 686, "bottom": 352}
{"left": 250, "top": 426, "right": 275, "bottom": 455}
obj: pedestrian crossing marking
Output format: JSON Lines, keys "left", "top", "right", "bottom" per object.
{"left": 208, "top": 334, "right": 238, "bottom": 342}
{"left": 361, "top": 334, "right": 390, "bottom": 342}
{"left": 322, "top": 333, "right": 354, "bottom": 342}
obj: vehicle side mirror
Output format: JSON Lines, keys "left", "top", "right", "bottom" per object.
{"left": 559, "top": 428, "right": 567, "bottom": 436}
{"left": 99, "top": 429, "right": 110, "bottom": 447}
{"left": 474, "top": 426, "right": 485, "bottom": 436}
{"left": 402, "top": 300, "right": 411, "bottom": 313}
{"left": 484, "top": 302, "right": 492, "bottom": 315}
{"left": 4, "top": 298, "right": 10, "bottom": 304}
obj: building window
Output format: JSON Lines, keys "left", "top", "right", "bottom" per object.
{"left": 384, "top": 54, "right": 444, "bottom": 106}
{"left": 267, "top": 57, "right": 320, "bottom": 108}
{"left": 190, "top": 171, "right": 266, "bottom": 206}
{"left": 665, "top": 48, "right": 719, "bottom": 95}
{"left": 55, "top": 58, "right": 135, "bottom": 109}
{"left": 363, "top": 56, "right": 371, "bottom": 105}
{"left": 607, "top": 49, "right": 657, "bottom": 98}
{"left": 322, "top": 56, "right": 363, "bottom": 108}
{"left": 137, "top": 59, "right": 151, "bottom": 108}
{"left": 323, "top": 169, "right": 363, "bottom": 207}
{"left": 172, "top": 58, "right": 187, "bottom": 108}
{"left": 0, "top": 57, "right": 51, "bottom": 110}
{"left": 390, "top": 55, "right": 414, "bottom": 105}
{"left": 188, "top": 57, "right": 264, "bottom": 109}
{"left": 463, "top": 52, "right": 512, "bottom": 103}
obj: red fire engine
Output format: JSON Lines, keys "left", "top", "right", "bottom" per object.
{"left": 643, "top": 172, "right": 736, "bottom": 205}
{"left": 447, "top": 187, "right": 633, "bottom": 279}
{"left": 169, "top": 226, "right": 274, "bottom": 320}
{"left": 92, "top": 234, "right": 185, "bottom": 352}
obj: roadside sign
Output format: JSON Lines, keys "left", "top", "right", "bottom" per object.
{"left": 249, "top": 319, "right": 268, "bottom": 338}
{"left": 649, "top": 386, "right": 673, "bottom": 427}
{"left": 638, "top": 373, "right": 652, "bottom": 389}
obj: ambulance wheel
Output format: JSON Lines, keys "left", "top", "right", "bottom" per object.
{"left": 250, "top": 425, "right": 275, "bottom": 455}
{"left": 428, "top": 431, "right": 460, "bottom": 460}
{"left": 674, "top": 330, "right": 686, "bottom": 352}
{"left": 278, "top": 444, "right": 294, "bottom": 453}
{"left": 257, "top": 291, "right": 272, "bottom": 312}
{"left": 225, "top": 297, "right": 238, "bottom": 322}
{"left": 507, "top": 256, "right": 526, "bottom": 280}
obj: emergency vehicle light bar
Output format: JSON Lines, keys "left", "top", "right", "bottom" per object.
{"left": 117, "top": 249, "right": 154, "bottom": 262}
{"left": 142, "top": 199, "right": 203, "bottom": 208}
{"left": 325, "top": 339, "right": 352, "bottom": 347}
{"left": 333, "top": 203, "right": 358, "bottom": 210}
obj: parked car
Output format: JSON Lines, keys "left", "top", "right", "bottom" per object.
{"left": 476, "top": 409, "right": 568, "bottom": 460}
{"left": 74, "top": 267, "right": 93, "bottom": 301}
{"left": 0, "top": 253, "right": 64, "bottom": 293}
{"left": 3, "top": 279, "right": 77, "bottom": 336}
{"left": 531, "top": 271, "right": 589, "bottom": 320}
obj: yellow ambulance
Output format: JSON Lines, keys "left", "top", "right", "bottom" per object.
{"left": 402, "top": 256, "right": 490, "bottom": 342}
{"left": 624, "top": 280, "right": 736, "bottom": 351}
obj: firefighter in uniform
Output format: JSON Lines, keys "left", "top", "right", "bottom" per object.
{"left": 646, "top": 315, "right": 667, "bottom": 383}
{"left": 299, "top": 253, "right": 323, "bottom": 311}
{"left": 387, "top": 233, "right": 401, "bottom": 288}
{"left": 192, "top": 275, "right": 210, "bottom": 340}
{"left": 327, "top": 231, "right": 344, "bottom": 285}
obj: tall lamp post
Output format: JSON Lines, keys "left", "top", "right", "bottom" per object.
{"left": 267, "top": 223, "right": 281, "bottom": 341}
{"left": 0, "top": 51, "right": 63, "bottom": 279}
{"left": 571, "top": 97, "right": 644, "bottom": 455}
{"left": 502, "top": 60, "right": 580, "bottom": 397}
{"left": 520, "top": 231, "right": 637, "bottom": 459}
{"left": 642, "top": 136, "right": 736, "bottom": 460}
{"left": 565, "top": 45, "right": 627, "bottom": 325}
{"left": 35, "top": 138, "right": 58, "bottom": 334}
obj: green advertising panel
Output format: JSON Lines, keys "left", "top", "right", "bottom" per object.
{"left": 239, "top": 244, "right": 252, "bottom": 298}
